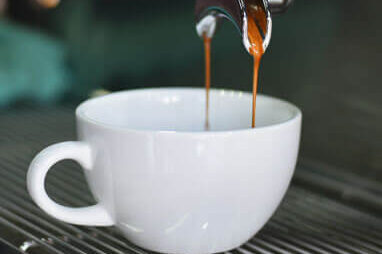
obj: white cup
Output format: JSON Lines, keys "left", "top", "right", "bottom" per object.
{"left": 27, "top": 88, "right": 301, "bottom": 254}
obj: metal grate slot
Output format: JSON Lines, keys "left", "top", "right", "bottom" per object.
{"left": 0, "top": 107, "right": 381, "bottom": 254}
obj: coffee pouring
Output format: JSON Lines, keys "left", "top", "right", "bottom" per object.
{"left": 196, "top": 0, "right": 293, "bottom": 128}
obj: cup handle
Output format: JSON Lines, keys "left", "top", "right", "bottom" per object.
{"left": 27, "top": 141, "right": 114, "bottom": 226}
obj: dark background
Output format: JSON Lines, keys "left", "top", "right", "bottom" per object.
{"left": 1, "top": 0, "right": 381, "bottom": 180}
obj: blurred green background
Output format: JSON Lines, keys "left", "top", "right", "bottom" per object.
{"left": 1, "top": 0, "right": 381, "bottom": 178}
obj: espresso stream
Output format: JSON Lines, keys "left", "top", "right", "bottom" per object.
{"left": 203, "top": 34, "right": 212, "bottom": 130}
{"left": 202, "top": 3, "right": 265, "bottom": 129}
{"left": 247, "top": 3, "right": 266, "bottom": 128}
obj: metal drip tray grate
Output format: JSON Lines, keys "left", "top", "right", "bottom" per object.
{"left": 0, "top": 107, "right": 381, "bottom": 254}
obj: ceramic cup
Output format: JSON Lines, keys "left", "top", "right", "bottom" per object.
{"left": 27, "top": 88, "right": 302, "bottom": 254}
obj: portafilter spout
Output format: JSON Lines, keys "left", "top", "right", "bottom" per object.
{"left": 195, "top": 0, "right": 293, "bottom": 53}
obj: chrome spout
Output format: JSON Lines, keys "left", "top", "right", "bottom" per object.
{"left": 195, "top": 0, "right": 293, "bottom": 53}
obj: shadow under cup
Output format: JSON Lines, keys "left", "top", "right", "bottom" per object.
{"left": 78, "top": 88, "right": 301, "bottom": 132}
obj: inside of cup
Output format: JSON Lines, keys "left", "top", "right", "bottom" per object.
{"left": 77, "top": 88, "right": 300, "bottom": 132}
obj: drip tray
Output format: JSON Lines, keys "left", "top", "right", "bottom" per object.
{"left": 0, "top": 106, "right": 381, "bottom": 254}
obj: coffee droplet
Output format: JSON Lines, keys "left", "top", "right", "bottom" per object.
{"left": 36, "top": 0, "right": 60, "bottom": 8}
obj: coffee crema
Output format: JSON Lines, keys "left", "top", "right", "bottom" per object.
{"left": 202, "top": 2, "right": 266, "bottom": 129}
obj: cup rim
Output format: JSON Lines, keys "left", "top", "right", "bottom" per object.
{"left": 76, "top": 87, "right": 302, "bottom": 135}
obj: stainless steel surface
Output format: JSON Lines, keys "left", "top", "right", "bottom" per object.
{"left": 194, "top": 0, "right": 291, "bottom": 52}
{"left": 0, "top": 107, "right": 381, "bottom": 253}
{"left": 195, "top": 0, "right": 272, "bottom": 53}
